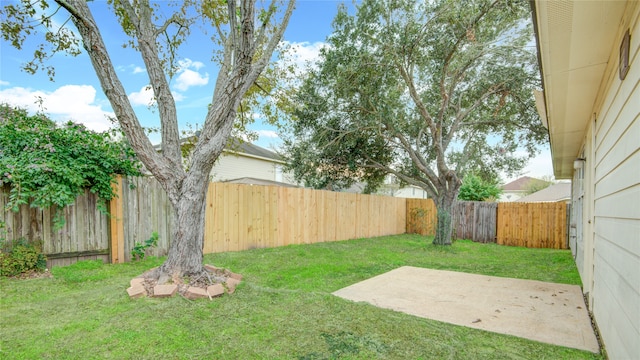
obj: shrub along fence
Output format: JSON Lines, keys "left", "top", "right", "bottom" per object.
{"left": 1, "top": 176, "right": 568, "bottom": 268}
{"left": 406, "top": 199, "right": 568, "bottom": 249}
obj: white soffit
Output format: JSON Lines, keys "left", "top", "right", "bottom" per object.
{"left": 534, "top": 0, "right": 627, "bottom": 178}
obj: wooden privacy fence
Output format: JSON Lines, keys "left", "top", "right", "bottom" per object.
{"left": 2, "top": 176, "right": 568, "bottom": 268}
{"left": 109, "top": 176, "right": 175, "bottom": 264}
{"left": 406, "top": 199, "right": 438, "bottom": 235}
{"left": 452, "top": 201, "right": 497, "bottom": 243}
{"left": 406, "top": 199, "right": 497, "bottom": 242}
{"left": 0, "top": 186, "right": 110, "bottom": 268}
{"left": 406, "top": 199, "right": 567, "bottom": 249}
{"left": 496, "top": 202, "right": 568, "bottom": 249}
{"left": 109, "top": 176, "right": 406, "bottom": 262}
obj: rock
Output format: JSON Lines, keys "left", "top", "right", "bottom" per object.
{"left": 185, "top": 286, "right": 209, "bottom": 300}
{"left": 153, "top": 284, "right": 178, "bottom": 298}
{"left": 127, "top": 285, "right": 146, "bottom": 299}
{"left": 225, "top": 278, "right": 241, "bottom": 294}
{"left": 207, "top": 284, "right": 225, "bottom": 297}
{"left": 205, "top": 264, "right": 224, "bottom": 273}
{"left": 228, "top": 272, "right": 243, "bottom": 281}
{"left": 130, "top": 278, "right": 145, "bottom": 287}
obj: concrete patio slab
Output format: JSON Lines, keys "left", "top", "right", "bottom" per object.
{"left": 332, "top": 266, "right": 599, "bottom": 353}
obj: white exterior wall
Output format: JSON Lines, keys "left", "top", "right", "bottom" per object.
{"left": 209, "top": 152, "right": 296, "bottom": 184}
{"left": 395, "top": 186, "right": 428, "bottom": 199}
{"left": 584, "top": 6, "right": 640, "bottom": 359}
{"left": 211, "top": 153, "right": 276, "bottom": 182}
{"left": 499, "top": 190, "right": 525, "bottom": 202}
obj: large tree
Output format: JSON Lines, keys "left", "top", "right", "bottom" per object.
{"left": 1, "top": 0, "right": 295, "bottom": 280}
{"left": 281, "top": 0, "right": 546, "bottom": 244}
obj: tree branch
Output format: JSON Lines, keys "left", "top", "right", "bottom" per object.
{"left": 192, "top": 0, "right": 295, "bottom": 179}
{"left": 253, "top": 0, "right": 277, "bottom": 51}
{"left": 154, "top": 13, "right": 186, "bottom": 38}
{"left": 363, "top": 159, "right": 438, "bottom": 198}
{"left": 391, "top": 130, "right": 439, "bottom": 187}
{"left": 444, "top": 81, "right": 507, "bottom": 150}
{"left": 55, "top": 0, "right": 183, "bottom": 200}
{"left": 247, "top": 0, "right": 295, "bottom": 84}
{"left": 120, "top": 0, "right": 183, "bottom": 170}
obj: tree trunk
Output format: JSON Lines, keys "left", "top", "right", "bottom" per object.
{"left": 433, "top": 193, "right": 455, "bottom": 245}
{"left": 158, "top": 176, "right": 210, "bottom": 278}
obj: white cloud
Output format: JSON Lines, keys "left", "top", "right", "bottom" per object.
{"left": 128, "top": 85, "right": 155, "bottom": 106}
{"left": 504, "top": 148, "right": 555, "bottom": 183}
{"left": 171, "top": 58, "right": 209, "bottom": 92}
{"left": 129, "top": 85, "right": 186, "bottom": 106}
{"left": 257, "top": 129, "right": 279, "bottom": 138}
{"left": 0, "top": 80, "right": 9, "bottom": 86}
{"left": 172, "top": 91, "right": 185, "bottom": 102}
{"left": 174, "top": 68, "right": 209, "bottom": 91}
{"left": 117, "top": 64, "right": 146, "bottom": 74}
{"left": 280, "top": 41, "right": 327, "bottom": 76}
{"left": 0, "top": 85, "right": 114, "bottom": 132}
{"left": 177, "top": 58, "right": 205, "bottom": 70}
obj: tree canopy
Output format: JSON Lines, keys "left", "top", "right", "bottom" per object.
{"left": 0, "top": 104, "right": 141, "bottom": 212}
{"left": 280, "top": 0, "right": 546, "bottom": 244}
{"left": 524, "top": 176, "right": 554, "bottom": 195}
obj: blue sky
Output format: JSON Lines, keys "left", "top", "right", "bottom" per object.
{"left": 0, "top": 0, "right": 553, "bottom": 183}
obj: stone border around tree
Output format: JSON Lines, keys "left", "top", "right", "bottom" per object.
{"left": 126, "top": 264, "right": 243, "bottom": 300}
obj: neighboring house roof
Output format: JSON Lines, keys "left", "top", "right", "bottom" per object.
{"left": 339, "top": 182, "right": 366, "bottom": 194}
{"left": 225, "top": 138, "right": 283, "bottom": 162}
{"left": 154, "top": 136, "right": 283, "bottom": 163}
{"left": 532, "top": 1, "right": 628, "bottom": 178}
{"left": 515, "top": 182, "right": 571, "bottom": 203}
{"left": 502, "top": 176, "right": 546, "bottom": 191}
{"left": 223, "top": 177, "right": 299, "bottom": 188}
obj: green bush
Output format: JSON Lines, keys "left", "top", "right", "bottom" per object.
{"left": 458, "top": 173, "right": 502, "bottom": 201}
{"left": 131, "top": 232, "right": 159, "bottom": 261}
{"left": 0, "top": 238, "right": 47, "bottom": 277}
{"left": 0, "top": 104, "right": 141, "bottom": 216}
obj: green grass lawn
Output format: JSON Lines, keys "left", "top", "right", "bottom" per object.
{"left": 0, "top": 235, "right": 600, "bottom": 359}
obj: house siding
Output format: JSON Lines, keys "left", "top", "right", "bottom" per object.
{"left": 588, "top": 4, "right": 640, "bottom": 359}
{"left": 394, "top": 186, "right": 429, "bottom": 199}
{"left": 211, "top": 152, "right": 279, "bottom": 182}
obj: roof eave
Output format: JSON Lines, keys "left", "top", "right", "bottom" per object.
{"left": 531, "top": 0, "right": 628, "bottom": 179}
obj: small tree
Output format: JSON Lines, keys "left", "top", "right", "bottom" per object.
{"left": 457, "top": 173, "right": 502, "bottom": 201}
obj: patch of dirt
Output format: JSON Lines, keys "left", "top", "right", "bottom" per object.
{"left": 7, "top": 269, "right": 53, "bottom": 280}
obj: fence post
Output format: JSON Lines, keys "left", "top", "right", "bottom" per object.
{"left": 109, "top": 175, "right": 125, "bottom": 263}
